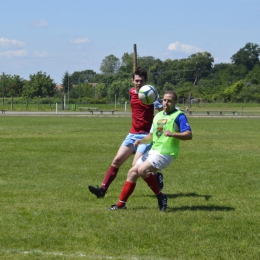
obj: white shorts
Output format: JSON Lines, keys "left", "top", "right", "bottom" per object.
{"left": 136, "top": 149, "right": 174, "bottom": 171}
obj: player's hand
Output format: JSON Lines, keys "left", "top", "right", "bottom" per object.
{"left": 164, "top": 130, "right": 173, "bottom": 137}
{"left": 134, "top": 140, "right": 141, "bottom": 147}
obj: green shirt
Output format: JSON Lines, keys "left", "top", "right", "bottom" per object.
{"left": 152, "top": 110, "right": 183, "bottom": 158}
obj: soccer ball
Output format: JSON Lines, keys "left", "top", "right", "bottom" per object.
{"left": 138, "top": 85, "right": 158, "bottom": 105}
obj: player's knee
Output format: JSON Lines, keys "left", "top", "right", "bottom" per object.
{"left": 138, "top": 167, "right": 150, "bottom": 179}
{"left": 112, "top": 157, "right": 123, "bottom": 167}
{"left": 127, "top": 167, "right": 139, "bottom": 181}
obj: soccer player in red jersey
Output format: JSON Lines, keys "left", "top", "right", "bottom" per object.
{"left": 88, "top": 67, "right": 163, "bottom": 198}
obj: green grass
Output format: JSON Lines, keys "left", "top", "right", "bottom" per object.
{"left": 0, "top": 116, "right": 260, "bottom": 259}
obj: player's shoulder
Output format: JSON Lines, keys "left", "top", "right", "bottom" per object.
{"left": 175, "top": 110, "right": 188, "bottom": 122}
{"left": 175, "top": 112, "right": 191, "bottom": 131}
{"left": 176, "top": 111, "right": 187, "bottom": 119}
{"left": 155, "top": 110, "right": 164, "bottom": 116}
{"left": 130, "top": 87, "right": 137, "bottom": 94}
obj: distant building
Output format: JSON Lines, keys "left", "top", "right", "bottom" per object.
{"left": 56, "top": 84, "right": 63, "bottom": 91}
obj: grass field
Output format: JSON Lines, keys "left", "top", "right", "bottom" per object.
{"left": 0, "top": 116, "right": 259, "bottom": 260}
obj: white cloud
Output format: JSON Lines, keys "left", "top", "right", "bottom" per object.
{"left": 69, "top": 37, "right": 90, "bottom": 44}
{"left": 0, "top": 49, "right": 28, "bottom": 58}
{"left": 29, "top": 19, "right": 48, "bottom": 27}
{"left": 168, "top": 41, "right": 203, "bottom": 54}
{"left": 32, "top": 51, "right": 48, "bottom": 57}
{"left": 0, "top": 37, "right": 25, "bottom": 47}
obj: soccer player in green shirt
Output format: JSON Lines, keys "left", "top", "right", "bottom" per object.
{"left": 109, "top": 90, "right": 192, "bottom": 211}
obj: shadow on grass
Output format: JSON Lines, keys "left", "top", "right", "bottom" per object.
{"left": 168, "top": 192, "right": 212, "bottom": 201}
{"left": 147, "top": 192, "right": 212, "bottom": 200}
{"left": 167, "top": 205, "right": 235, "bottom": 212}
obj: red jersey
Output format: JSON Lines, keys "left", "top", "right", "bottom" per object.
{"left": 129, "top": 87, "right": 155, "bottom": 134}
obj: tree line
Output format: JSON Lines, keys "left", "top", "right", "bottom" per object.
{"left": 1, "top": 42, "right": 260, "bottom": 104}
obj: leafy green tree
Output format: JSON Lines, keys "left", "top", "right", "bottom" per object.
{"left": 100, "top": 54, "right": 120, "bottom": 74}
{"left": 54, "top": 44, "right": 260, "bottom": 103}
{"left": 22, "top": 71, "right": 56, "bottom": 98}
{"left": 186, "top": 51, "right": 214, "bottom": 78}
{"left": 245, "top": 64, "right": 260, "bottom": 84}
{"left": 253, "top": 90, "right": 260, "bottom": 102}
{"left": 62, "top": 71, "right": 72, "bottom": 93}
{"left": 107, "top": 80, "right": 119, "bottom": 101}
{"left": 12, "top": 75, "right": 25, "bottom": 97}
{"left": 0, "top": 74, "right": 24, "bottom": 97}
{"left": 70, "top": 70, "right": 97, "bottom": 85}
{"left": 238, "top": 84, "right": 260, "bottom": 102}
{"left": 119, "top": 52, "right": 134, "bottom": 74}
{"left": 212, "top": 63, "right": 231, "bottom": 73}
{"left": 232, "top": 64, "right": 248, "bottom": 78}
{"left": 159, "top": 59, "right": 183, "bottom": 88}
{"left": 223, "top": 80, "right": 245, "bottom": 102}
{"left": 148, "top": 59, "right": 163, "bottom": 89}
{"left": 69, "top": 82, "right": 94, "bottom": 100}
{"left": 94, "top": 83, "right": 107, "bottom": 99}
{"left": 231, "top": 42, "right": 260, "bottom": 70}
{"left": 138, "top": 56, "right": 160, "bottom": 72}
{"left": 162, "top": 82, "right": 175, "bottom": 94}
{"left": 107, "top": 78, "right": 131, "bottom": 102}
{"left": 175, "top": 82, "right": 193, "bottom": 101}
{"left": 214, "top": 64, "right": 247, "bottom": 87}
{"left": 120, "top": 78, "right": 132, "bottom": 101}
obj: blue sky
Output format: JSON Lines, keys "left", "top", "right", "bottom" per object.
{"left": 1, "top": 0, "right": 259, "bottom": 84}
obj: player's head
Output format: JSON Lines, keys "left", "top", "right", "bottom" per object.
{"left": 164, "top": 90, "right": 178, "bottom": 101}
{"left": 132, "top": 67, "right": 147, "bottom": 91}
{"left": 133, "top": 67, "right": 147, "bottom": 81}
{"left": 163, "top": 90, "right": 178, "bottom": 113}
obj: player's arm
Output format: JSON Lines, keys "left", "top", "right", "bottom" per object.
{"left": 164, "top": 114, "right": 193, "bottom": 140}
{"left": 134, "top": 133, "right": 153, "bottom": 146}
{"left": 153, "top": 98, "right": 163, "bottom": 111}
{"left": 134, "top": 125, "right": 154, "bottom": 147}
{"left": 164, "top": 130, "right": 192, "bottom": 140}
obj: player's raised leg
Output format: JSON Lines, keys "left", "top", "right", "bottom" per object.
{"left": 88, "top": 145, "right": 134, "bottom": 198}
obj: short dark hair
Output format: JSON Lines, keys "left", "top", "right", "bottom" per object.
{"left": 164, "top": 90, "right": 178, "bottom": 101}
{"left": 132, "top": 67, "right": 147, "bottom": 81}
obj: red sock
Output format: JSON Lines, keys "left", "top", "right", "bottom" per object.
{"left": 117, "top": 181, "right": 136, "bottom": 207}
{"left": 144, "top": 174, "right": 161, "bottom": 196}
{"left": 101, "top": 166, "right": 119, "bottom": 190}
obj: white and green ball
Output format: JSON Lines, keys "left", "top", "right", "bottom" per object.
{"left": 138, "top": 85, "right": 158, "bottom": 105}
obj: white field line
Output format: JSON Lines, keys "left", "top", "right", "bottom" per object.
{"left": 1, "top": 248, "right": 171, "bottom": 260}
